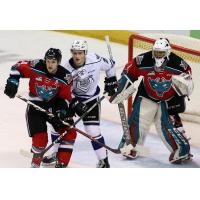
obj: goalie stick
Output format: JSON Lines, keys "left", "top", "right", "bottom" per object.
{"left": 104, "top": 35, "right": 150, "bottom": 157}
{"left": 117, "top": 102, "right": 149, "bottom": 156}
{"left": 16, "top": 94, "right": 148, "bottom": 156}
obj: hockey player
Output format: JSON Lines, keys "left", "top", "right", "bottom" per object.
{"left": 42, "top": 40, "right": 117, "bottom": 168}
{"left": 111, "top": 38, "right": 194, "bottom": 164}
{"left": 4, "top": 48, "right": 86, "bottom": 168}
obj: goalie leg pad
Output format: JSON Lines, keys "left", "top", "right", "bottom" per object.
{"left": 120, "top": 97, "right": 156, "bottom": 158}
{"left": 129, "top": 97, "right": 157, "bottom": 145}
{"left": 155, "top": 101, "right": 190, "bottom": 159}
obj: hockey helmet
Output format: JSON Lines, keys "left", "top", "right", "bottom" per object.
{"left": 152, "top": 38, "right": 171, "bottom": 68}
{"left": 71, "top": 40, "right": 88, "bottom": 54}
{"left": 44, "top": 48, "right": 62, "bottom": 64}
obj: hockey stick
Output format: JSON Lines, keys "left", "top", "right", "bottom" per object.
{"left": 105, "top": 35, "right": 149, "bottom": 156}
{"left": 105, "top": 35, "right": 132, "bottom": 145}
{"left": 17, "top": 94, "right": 147, "bottom": 156}
{"left": 17, "top": 95, "right": 148, "bottom": 156}
{"left": 16, "top": 94, "right": 108, "bottom": 156}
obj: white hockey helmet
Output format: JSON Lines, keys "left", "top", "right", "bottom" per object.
{"left": 71, "top": 40, "right": 88, "bottom": 54}
{"left": 152, "top": 38, "right": 171, "bottom": 68}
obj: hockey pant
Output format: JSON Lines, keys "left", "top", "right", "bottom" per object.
{"left": 47, "top": 98, "right": 108, "bottom": 161}
{"left": 26, "top": 104, "right": 77, "bottom": 166}
{"left": 128, "top": 96, "right": 190, "bottom": 159}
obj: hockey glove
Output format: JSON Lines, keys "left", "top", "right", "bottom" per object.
{"left": 70, "top": 98, "right": 88, "bottom": 117}
{"left": 51, "top": 108, "right": 74, "bottom": 127}
{"left": 104, "top": 76, "right": 118, "bottom": 96}
{"left": 57, "top": 108, "right": 74, "bottom": 125}
{"left": 4, "top": 78, "right": 19, "bottom": 98}
{"left": 51, "top": 98, "right": 75, "bottom": 126}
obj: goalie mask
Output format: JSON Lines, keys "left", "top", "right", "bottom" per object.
{"left": 152, "top": 38, "right": 171, "bottom": 68}
{"left": 71, "top": 40, "right": 88, "bottom": 54}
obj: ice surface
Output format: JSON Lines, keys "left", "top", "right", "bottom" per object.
{"left": 0, "top": 30, "right": 200, "bottom": 168}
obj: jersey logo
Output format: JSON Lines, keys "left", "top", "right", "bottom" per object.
{"left": 148, "top": 77, "right": 172, "bottom": 97}
{"left": 76, "top": 75, "right": 94, "bottom": 93}
{"left": 36, "top": 84, "right": 58, "bottom": 101}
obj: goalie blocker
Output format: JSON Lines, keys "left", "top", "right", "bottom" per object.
{"left": 109, "top": 73, "right": 136, "bottom": 104}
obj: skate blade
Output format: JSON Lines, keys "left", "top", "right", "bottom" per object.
{"left": 170, "top": 154, "right": 193, "bottom": 164}
{"left": 41, "top": 162, "right": 56, "bottom": 167}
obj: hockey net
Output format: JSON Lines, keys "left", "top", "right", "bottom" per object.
{"left": 127, "top": 34, "right": 200, "bottom": 124}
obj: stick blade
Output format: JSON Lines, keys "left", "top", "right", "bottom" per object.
{"left": 19, "top": 149, "right": 32, "bottom": 158}
{"left": 120, "top": 144, "right": 150, "bottom": 157}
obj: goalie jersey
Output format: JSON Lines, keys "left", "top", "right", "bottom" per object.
{"left": 124, "top": 51, "right": 192, "bottom": 102}
{"left": 63, "top": 53, "right": 115, "bottom": 103}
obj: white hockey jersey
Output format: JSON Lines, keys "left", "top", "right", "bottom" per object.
{"left": 62, "top": 53, "right": 116, "bottom": 103}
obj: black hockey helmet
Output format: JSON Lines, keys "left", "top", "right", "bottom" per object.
{"left": 44, "top": 48, "right": 62, "bottom": 63}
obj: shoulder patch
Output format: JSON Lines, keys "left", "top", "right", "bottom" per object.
{"left": 16, "top": 60, "right": 29, "bottom": 66}
{"left": 135, "top": 55, "right": 144, "bottom": 65}
{"left": 64, "top": 73, "right": 73, "bottom": 84}
{"left": 30, "top": 59, "right": 41, "bottom": 67}
{"left": 180, "top": 60, "right": 189, "bottom": 70}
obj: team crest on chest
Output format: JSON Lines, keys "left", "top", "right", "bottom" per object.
{"left": 76, "top": 75, "right": 94, "bottom": 92}
{"left": 35, "top": 77, "right": 58, "bottom": 101}
{"left": 148, "top": 77, "right": 172, "bottom": 97}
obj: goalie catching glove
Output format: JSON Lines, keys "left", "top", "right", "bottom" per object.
{"left": 172, "top": 73, "right": 194, "bottom": 97}
{"left": 109, "top": 73, "right": 136, "bottom": 104}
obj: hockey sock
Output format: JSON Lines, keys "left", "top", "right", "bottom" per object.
{"left": 56, "top": 127, "right": 77, "bottom": 165}
{"left": 91, "top": 135, "right": 107, "bottom": 160}
{"left": 31, "top": 132, "right": 48, "bottom": 167}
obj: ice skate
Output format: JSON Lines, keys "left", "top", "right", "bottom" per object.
{"left": 42, "top": 152, "right": 57, "bottom": 166}
{"left": 169, "top": 151, "right": 193, "bottom": 164}
{"left": 96, "top": 157, "right": 110, "bottom": 168}
{"left": 55, "top": 161, "right": 68, "bottom": 168}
